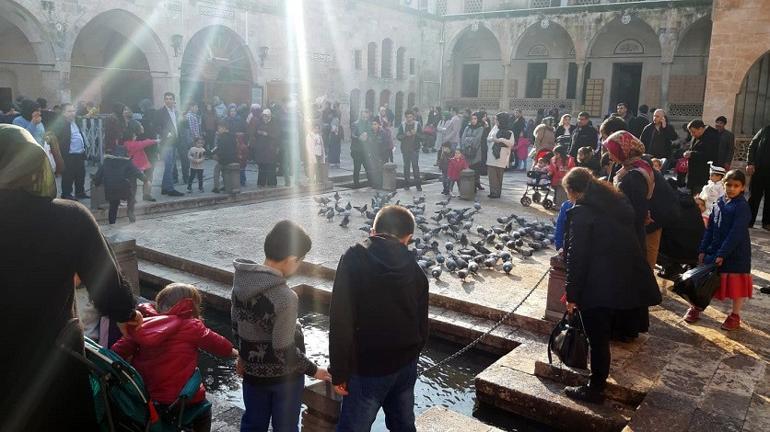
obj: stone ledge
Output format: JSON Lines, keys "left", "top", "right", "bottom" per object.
{"left": 416, "top": 406, "right": 503, "bottom": 432}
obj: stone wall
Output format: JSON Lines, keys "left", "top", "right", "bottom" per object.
{"left": 702, "top": 0, "right": 770, "bottom": 130}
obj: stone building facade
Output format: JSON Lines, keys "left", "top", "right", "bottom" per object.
{"left": 3, "top": 0, "right": 766, "bottom": 137}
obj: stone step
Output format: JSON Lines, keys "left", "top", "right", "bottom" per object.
{"left": 476, "top": 364, "right": 635, "bottom": 432}
{"left": 416, "top": 406, "right": 504, "bottom": 432}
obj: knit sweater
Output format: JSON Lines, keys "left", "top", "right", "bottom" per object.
{"left": 230, "top": 259, "right": 317, "bottom": 385}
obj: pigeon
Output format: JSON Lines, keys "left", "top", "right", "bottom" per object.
{"left": 333, "top": 191, "right": 341, "bottom": 202}
{"left": 460, "top": 233, "right": 469, "bottom": 247}
{"left": 484, "top": 257, "right": 496, "bottom": 268}
{"left": 318, "top": 207, "right": 328, "bottom": 215}
{"left": 473, "top": 201, "right": 481, "bottom": 210}
{"left": 435, "top": 198, "right": 450, "bottom": 208}
{"left": 445, "top": 258, "right": 457, "bottom": 272}
{"left": 454, "top": 255, "right": 468, "bottom": 269}
{"left": 430, "top": 214, "right": 443, "bottom": 223}
{"left": 497, "top": 216, "right": 512, "bottom": 224}
{"left": 353, "top": 204, "right": 368, "bottom": 215}
{"left": 414, "top": 237, "right": 422, "bottom": 246}
{"left": 502, "top": 261, "right": 513, "bottom": 274}
{"left": 414, "top": 196, "right": 426, "bottom": 205}
{"left": 458, "top": 248, "right": 477, "bottom": 257}
{"left": 500, "top": 251, "right": 512, "bottom": 262}
{"left": 463, "top": 222, "right": 473, "bottom": 231}
{"left": 365, "top": 210, "right": 377, "bottom": 220}
{"left": 326, "top": 210, "right": 335, "bottom": 221}
{"left": 431, "top": 266, "right": 442, "bottom": 279}
{"left": 506, "top": 240, "right": 517, "bottom": 250}
{"left": 314, "top": 196, "right": 331, "bottom": 206}
{"left": 445, "top": 241, "right": 454, "bottom": 251}
{"left": 335, "top": 203, "right": 346, "bottom": 213}
{"left": 339, "top": 214, "right": 350, "bottom": 228}
{"left": 417, "top": 260, "right": 430, "bottom": 271}
{"left": 485, "top": 233, "right": 496, "bottom": 243}
{"left": 500, "top": 234, "right": 511, "bottom": 242}
{"left": 345, "top": 202, "right": 352, "bottom": 211}
{"left": 359, "top": 224, "right": 372, "bottom": 232}
{"left": 494, "top": 242, "right": 504, "bottom": 250}
{"left": 457, "top": 268, "right": 469, "bottom": 280}
{"left": 435, "top": 253, "right": 445, "bottom": 264}
{"left": 476, "top": 226, "right": 489, "bottom": 236}
{"left": 468, "top": 261, "right": 480, "bottom": 274}
{"left": 472, "top": 242, "right": 492, "bottom": 255}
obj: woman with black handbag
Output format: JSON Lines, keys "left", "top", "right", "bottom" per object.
{"left": 561, "top": 168, "right": 661, "bottom": 402}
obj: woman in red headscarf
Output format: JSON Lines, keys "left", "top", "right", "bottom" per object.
{"left": 603, "top": 130, "right": 657, "bottom": 341}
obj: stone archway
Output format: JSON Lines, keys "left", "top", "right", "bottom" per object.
{"left": 512, "top": 21, "right": 576, "bottom": 101}
{"left": 365, "top": 89, "right": 375, "bottom": 113}
{"left": 733, "top": 51, "right": 770, "bottom": 137}
{"left": 669, "top": 17, "right": 712, "bottom": 116}
{"left": 0, "top": 1, "right": 57, "bottom": 106}
{"left": 70, "top": 9, "right": 168, "bottom": 111}
{"left": 181, "top": 26, "right": 254, "bottom": 107}
{"left": 448, "top": 25, "right": 502, "bottom": 101}
{"left": 379, "top": 89, "right": 391, "bottom": 111}
{"left": 586, "top": 16, "right": 662, "bottom": 117}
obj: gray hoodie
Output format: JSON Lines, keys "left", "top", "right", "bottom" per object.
{"left": 231, "top": 259, "right": 317, "bottom": 384}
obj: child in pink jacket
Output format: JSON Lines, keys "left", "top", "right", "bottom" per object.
{"left": 124, "top": 133, "right": 158, "bottom": 202}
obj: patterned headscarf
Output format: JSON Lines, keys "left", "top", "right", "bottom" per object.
{"left": 0, "top": 124, "right": 57, "bottom": 199}
{"left": 603, "top": 130, "right": 654, "bottom": 199}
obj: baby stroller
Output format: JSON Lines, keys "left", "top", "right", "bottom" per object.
{"left": 65, "top": 336, "right": 211, "bottom": 432}
{"left": 521, "top": 169, "right": 554, "bottom": 209}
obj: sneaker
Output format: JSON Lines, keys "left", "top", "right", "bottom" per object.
{"left": 760, "top": 286, "right": 770, "bottom": 294}
{"left": 721, "top": 313, "right": 741, "bottom": 331}
{"left": 61, "top": 194, "right": 76, "bottom": 201}
{"left": 564, "top": 385, "right": 604, "bottom": 403}
{"left": 164, "top": 189, "right": 184, "bottom": 197}
{"left": 683, "top": 306, "right": 702, "bottom": 323}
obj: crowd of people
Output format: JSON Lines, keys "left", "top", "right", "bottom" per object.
{"left": 2, "top": 90, "right": 769, "bottom": 432}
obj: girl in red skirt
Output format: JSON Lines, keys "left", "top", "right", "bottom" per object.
{"left": 684, "top": 170, "right": 753, "bottom": 330}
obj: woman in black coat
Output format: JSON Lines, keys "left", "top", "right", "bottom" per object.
{"left": 0, "top": 124, "right": 141, "bottom": 431}
{"left": 562, "top": 168, "right": 662, "bottom": 403}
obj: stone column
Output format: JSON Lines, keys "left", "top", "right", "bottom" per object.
{"left": 660, "top": 61, "right": 672, "bottom": 111}
{"left": 574, "top": 61, "right": 585, "bottom": 110}
{"left": 500, "top": 63, "right": 512, "bottom": 111}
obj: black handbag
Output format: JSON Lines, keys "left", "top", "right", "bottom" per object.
{"left": 672, "top": 263, "right": 721, "bottom": 310}
{"left": 548, "top": 310, "right": 590, "bottom": 370}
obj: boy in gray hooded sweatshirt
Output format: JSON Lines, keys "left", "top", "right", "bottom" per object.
{"left": 231, "top": 220, "right": 331, "bottom": 431}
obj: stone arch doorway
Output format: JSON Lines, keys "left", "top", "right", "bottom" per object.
{"left": 450, "top": 26, "right": 502, "bottom": 100}
{"left": 734, "top": 51, "right": 770, "bottom": 137}
{"left": 513, "top": 21, "right": 576, "bottom": 100}
{"left": 349, "top": 89, "right": 361, "bottom": 124}
{"left": 671, "top": 17, "right": 712, "bottom": 114}
{"left": 395, "top": 91, "right": 404, "bottom": 126}
{"left": 365, "top": 89, "right": 376, "bottom": 113}
{"left": 588, "top": 16, "right": 661, "bottom": 116}
{"left": 181, "top": 26, "right": 254, "bottom": 108}
{"left": 70, "top": 10, "right": 166, "bottom": 111}
{"left": 0, "top": 1, "right": 55, "bottom": 107}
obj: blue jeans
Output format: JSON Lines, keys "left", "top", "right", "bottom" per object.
{"left": 161, "top": 144, "right": 176, "bottom": 192}
{"left": 336, "top": 359, "right": 417, "bottom": 432}
{"left": 241, "top": 376, "right": 304, "bottom": 432}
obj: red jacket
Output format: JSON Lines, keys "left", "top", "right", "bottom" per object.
{"left": 111, "top": 299, "right": 233, "bottom": 404}
{"left": 447, "top": 156, "right": 469, "bottom": 181}
{"left": 548, "top": 156, "right": 575, "bottom": 187}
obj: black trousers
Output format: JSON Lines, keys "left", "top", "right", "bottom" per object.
{"left": 173, "top": 145, "right": 190, "bottom": 184}
{"left": 188, "top": 168, "right": 204, "bottom": 190}
{"left": 581, "top": 307, "right": 612, "bottom": 389}
{"left": 61, "top": 153, "right": 86, "bottom": 197}
{"left": 257, "top": 163, "right": 277, "bottom": 186}
{"left": 353, "top": 155, "right": 368, "bottom": 186}
{"left": 402, "top": 150, "right": 421, "bottom": 188}
{"left": 749, "top": 169, "right": 770, "bottom": 226}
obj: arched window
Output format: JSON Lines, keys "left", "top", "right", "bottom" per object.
{"left": 349, "top": 89, "right": 361, "bottom": 124}
{"left": 365, "top": 89, "right": 376, "bottom": 113}
{"left": 367, "top": 42, "right": 377, "bottom": 77}
{"left": 396, "top": 47, "right": 406, "bottom": 80}
{"left": 379, "top": 89, "right": 391, "bottom": 111}
{"left": 381, "top": 38, "right": 393, "bottom": 79}
{"left": 395, "top": 92, "right": 404, "bottom": 126}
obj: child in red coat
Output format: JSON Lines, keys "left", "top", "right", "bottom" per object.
{"left": 112, "top": 283, "right": 237, "bottom": 431}
{"left": 447, "top": 149, "right": 469, "bottom": 195}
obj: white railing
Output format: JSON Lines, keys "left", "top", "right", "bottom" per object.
{"left": 78, "top": 116, "right": 106, "bottom": 164}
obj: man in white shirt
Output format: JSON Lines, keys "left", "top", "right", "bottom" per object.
{"left": 156, "top": 92, "right": 183, "bottom": 196}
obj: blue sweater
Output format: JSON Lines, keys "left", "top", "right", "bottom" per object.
{"left": 554, "top": 200, "right": 574, "bottom": 250}
{"left": 699, "top": 195, "right": 752, "bottom": 274}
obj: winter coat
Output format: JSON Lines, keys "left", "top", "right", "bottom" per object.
{"left": 640, "top": 123, "right": 678, "bottom": 160}
{"left": 568, "top": 125, "right": 598, "bottom": 158}
{"left": 442, "top": 115, "right": 463, "bottom": 146}
{"left": 554, "top": 200, "right": 574, "bottom": 250}
{"left": 214, "top": 132, "right": 238, "bottom": 165}
{"left": 548, "top": 156, "right": 575, "bottom": 188}
{"left": 647, "top": 168, "right": 681, "bottom": 233}
{"left": 699, "top": 180, "right": 725, "bottom": 216}
{"left": 94, "top": 154, "right": 145, "bottom": 201}
{"left": 700, "top": 195, "right": 752, "bottom": 274}
{"left": 254, "top": 120, "right": 280, "bottom": 165}
{"left": 460, "top": 125, "right": 484, "bottom": 165}
{"left": 231, "top": 260, "right": 317, "bottom": 384}
{"left": 659, "top": 192, "right": 706, "bottom": 263}
{"left": 628, "top": 114, "right": 651, "bottom": 139}
{"left": 614, "top": 169, "right": 651, "bottom": 250}
{"left": 534, "top": 124, "right": 555, "bottom": 152}
{"left": 717, "top": 129, "right": 735, "bottom": 168}
{"left": 111, "top": 299, "right": 233, "bottom": 404}
{"left": 486, "top": 125, "right": 513, "bottom": 169}
{"left": 397, "top": 121, "right": 422, "bottom": 154}
{"left": 687, "top": 126, "right": 720, "bottom": 192}
{"left": 329, "top": 236, "right": 429, "bottom": 385}
{"left": 564, "top": 192, "right": 661, "bottom": 310}
{"left": 103, "top": 115, "right": 126, "bottom": 154}
{"left": 447, "top": 155, "right": 469, "bottom": 181}
{"left": 747, "top": 126, "right": 770, "bottom": 169}
{"left": 124, "top": 139, "right": 158, "bottom": 172}
{"left": 188, "top": 146, "right": 206, "bottom": 170}
{"left": 351, "top": 119, "right": 372, "bottom": 159}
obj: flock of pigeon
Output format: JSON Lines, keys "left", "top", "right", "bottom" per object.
{"left": 313, "top": 190, "right": 556, "bottom": 281}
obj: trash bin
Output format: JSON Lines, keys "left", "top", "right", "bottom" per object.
{"left": 382, "top": 162, "right": 397, "bottom": 191}
{"left": 224, "top": 163, "right": 241, "bottom": 194}
{"left": 459, "top": 168, "right": 476, "bottom": 200}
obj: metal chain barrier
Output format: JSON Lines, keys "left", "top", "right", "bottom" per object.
{"left": 418, "top": 267, "right": 550, "bottom": 376}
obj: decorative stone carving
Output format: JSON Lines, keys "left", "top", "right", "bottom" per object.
{"left": 528, "top": 44, "right": 549, "bottom": 57}
{"left": 614, "top": 39, "right": 644, "bottom": 55}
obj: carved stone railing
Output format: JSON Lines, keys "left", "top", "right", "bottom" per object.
{"left": 733, "top": 135, "right": 752, "bottom": 162}
{"left": 509, "top": 98, "right": 575, "bottom": 114}
{"left": 443, "top": 98, "right": 502, "bottom": 110}
{"left": 668, "top": 103, "right": 704, "bottom": 119}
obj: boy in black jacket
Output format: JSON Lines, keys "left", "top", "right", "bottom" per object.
{"left": 329, "top": 205, "right": 429, "bottom": 432}
{"left": 211, "top": 120, "right": 237, "bottom": 193}
{"left": 94, "top": 145, "right": 144, "bottom": 224}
